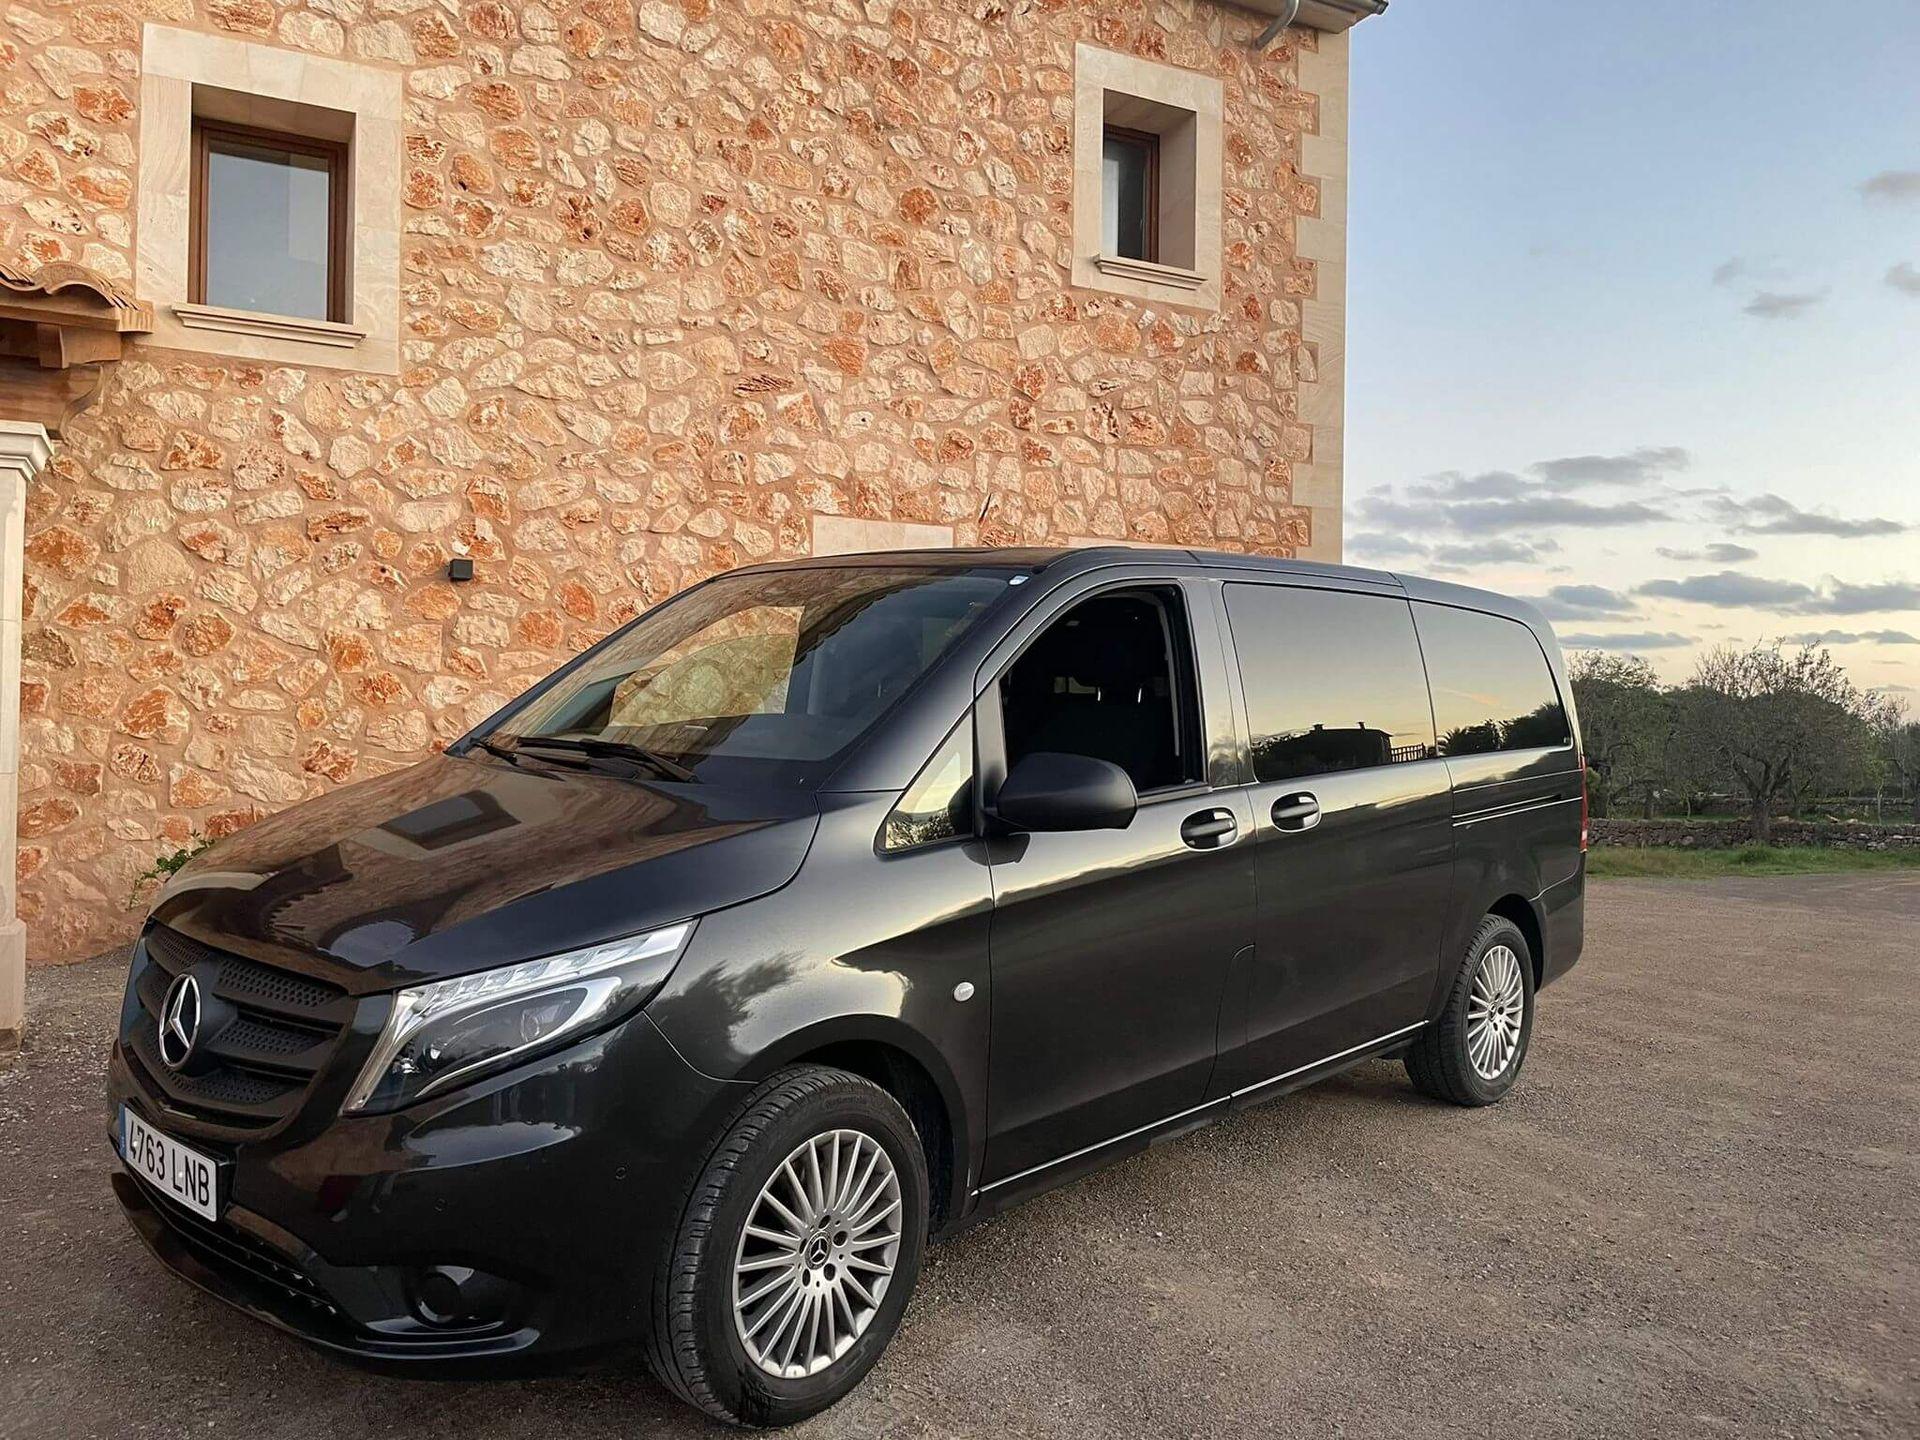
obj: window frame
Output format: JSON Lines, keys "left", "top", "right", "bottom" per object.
{"left": 189, "top": 116, "right": 351, "bottom": 325}
{"left": 1072, "top": 43, "right": 1221, "bottom": 308}
{"left": 1101, "top": 122, "right": 1161, "bottom": 265}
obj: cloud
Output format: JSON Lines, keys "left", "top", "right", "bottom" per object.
{"left": 1455, "top": 497, "right": 1670, "bottom": 532}
{"left": 1710, "top": 257, "right": 1746, "bottom": 287}
{"left": 1860, "top": 170, "right": 1920, "bottom": 203}
{"left": 1779, "top": 629, "right": 1920, "bottom": 646}
{"left": 1887, "top": 261, "right": 1920, "bottom": 296}
{"left": 1357, "top": 491, "right": 1670, "bottom": 535}
{"left": 1636, "top": 572, "right": 1818, "bottom": 608}
{"left": 1742, "top": 289, "right": 1827, "bottom": 319}
{"left": 1636, "top": 572, "right": 1920, "bottom": 615}
{"left": 1528, "top": 446, "right": 1689, "bottom": 489}
{"left": 1430, "top": 538, "right": 1556, "bottom": 566}
{"left": 1525, "top": 584, "right": 1638, "bottom": 621}
{"left": 1710, "top": 492, "right": 1909, "bottom": 538}
{"left": 1558, "top": 631, "right": 1695, "bottom": 651}
{"left": 1346, "top": 533, "right": 1429, "bottom": 561}
{"left": 1657, "top": 542, "right": 1759, "bottom": 563}
{"left": 1406, "top": 470, "right": 1529, "bottom": 501}
{"left": 1812, "top": 580, "right": 1920, "bottom": 615}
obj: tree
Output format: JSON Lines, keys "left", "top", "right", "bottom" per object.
{"left": 1672, "top": 642, "right": 1876, "bottom": 842}
{"left": 1566, "top": 651, "right": 1667, "bottom": 817}
{"left": 1866, "top": 692, "right": 1920, "bottom": 821}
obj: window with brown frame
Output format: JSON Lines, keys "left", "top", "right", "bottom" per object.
{"left": 1101, "top": 124, "right": 1159, "bottom": 264}
{"left": 190, "top": 119, "right": 349, "bottom": 323}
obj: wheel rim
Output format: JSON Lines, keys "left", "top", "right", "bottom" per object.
{"left": 732, "top": 1128, "right": 903, "bottom": 1380}
{"left": 1466, "top": 943, "right": 1525, "bottom": 1080}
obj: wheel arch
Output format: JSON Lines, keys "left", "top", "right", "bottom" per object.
{"left": 1487, "top": 892, "right": 1546, "bottom": 990}
{"left": 744, "top": 1017, "right": 969, "bottom": 1234}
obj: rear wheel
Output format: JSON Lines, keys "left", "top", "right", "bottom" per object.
{"left": 1406, "top": 914, "right": 1535, "bottom": 1106}
{"left": 648, "top": 1066, "right": 928, "bottom": 1427}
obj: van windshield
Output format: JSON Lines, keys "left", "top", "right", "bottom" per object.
{"left": 481, "top": 565, "right": 1014, "bottom": 787}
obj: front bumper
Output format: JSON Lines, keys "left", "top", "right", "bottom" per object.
{"left": 108, "top": 1012, "right": 747, "bottom": 1366}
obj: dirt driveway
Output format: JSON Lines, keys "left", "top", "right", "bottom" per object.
{"left": 2, "top": 874, "right": 1915, "bottom": 1439}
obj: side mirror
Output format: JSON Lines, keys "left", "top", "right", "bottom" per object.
{"left": 993, "top": 752, "right": 1138, "bottom": 833}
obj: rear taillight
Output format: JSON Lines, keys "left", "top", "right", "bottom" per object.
{"left": 1578, "top": 758, "right": 1590, "bottom": 852}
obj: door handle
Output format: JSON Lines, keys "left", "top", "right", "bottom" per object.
{"left": 1179, "top": 808, "right": 1238, "bottom": 849}
{"left": 1271, "top": 792, "right": 1321, "bottom": 832}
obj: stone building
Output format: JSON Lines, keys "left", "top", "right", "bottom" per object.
{"left": 0, "top": 0, "right": 1378, "bottom": 1035}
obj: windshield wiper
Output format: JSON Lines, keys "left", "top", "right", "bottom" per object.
{"left": 510, "top": 734, "right": 696, "bottom": 783}
{"left": 470, "top": 736, "right": 522, "bottom": 765}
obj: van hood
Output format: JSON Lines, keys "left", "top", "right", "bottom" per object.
{"left": 149, "top": 753, "right": 820, "bottom": 993}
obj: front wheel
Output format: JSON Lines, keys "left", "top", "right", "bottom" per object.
{"left": 1406, "top": 914, "right": 1535, "bottom": 1106}
{"left": 648, "top": 1066, "right": 928, "bottom": 1427}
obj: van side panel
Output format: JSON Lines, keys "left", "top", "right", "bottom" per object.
{"left": 1437, "top": 747, "right": 1586, "bottom": 992}
{"left": 1408, "top": 594, "right": 1586, "bottom": 1000}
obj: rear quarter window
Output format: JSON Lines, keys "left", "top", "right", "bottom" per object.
{"left": 1224, "top": 583, "right": 1437, "bottom": 783}
{"left": 1413, "top": 603, "right": 1571, "bottom": 756}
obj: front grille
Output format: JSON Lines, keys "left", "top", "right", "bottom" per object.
{"left": 123, "top": 925, "right": 352, "bottom": 1130}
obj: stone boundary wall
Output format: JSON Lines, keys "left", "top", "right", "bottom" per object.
{"left": 1590, "top": 818, "right": 1920, "bottom": 851}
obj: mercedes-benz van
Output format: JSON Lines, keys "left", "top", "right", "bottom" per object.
{"left": 109, "top": 547, "right": 1586, "bottom": 1426}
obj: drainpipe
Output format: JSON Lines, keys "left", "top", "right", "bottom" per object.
{"left": 1255, "top": 0, "right": 1302, "bottom": 50}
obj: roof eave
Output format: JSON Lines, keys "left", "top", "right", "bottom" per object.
{"left": 1227, "top": 0, "right": 1389, "bottom": 33}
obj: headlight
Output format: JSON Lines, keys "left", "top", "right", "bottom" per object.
{"left": 342, "top": 921, "right": 695, "bottom": 1114}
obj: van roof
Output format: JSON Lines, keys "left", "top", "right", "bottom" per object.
{"left": 741, "top": 545, "right": 1553, "bottom": 633}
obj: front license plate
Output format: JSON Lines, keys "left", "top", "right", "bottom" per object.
{"left": 120, "top": 1105, "right": 221, "bottom": 1222}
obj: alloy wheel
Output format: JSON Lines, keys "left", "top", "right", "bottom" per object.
{"left": 1466, "top": 943, "right": 1525, "bottom": 1080}
{"left": 731, "top": 1128, "right": 903, "bottom": 1379}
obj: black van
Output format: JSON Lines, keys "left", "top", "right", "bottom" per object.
{"left": 108, "top": 547, "right": 1586, "bottom": 1426}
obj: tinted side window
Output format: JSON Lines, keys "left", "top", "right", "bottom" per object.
{"left": 1001, "top": 587, "right": 1202, "bottom": 795}
{"left": 1414, "top": 603, "right": 1571, "bottom": 756}
{"left": 1225, "top": 584, "right": 1436, "bottom": 783}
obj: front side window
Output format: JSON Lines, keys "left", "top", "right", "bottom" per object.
{"left": 1414, "top": 603, "right": 1572, "bottom": 756}
{"left": 490, "top": 566, "right": 1013, "bottom": 787}
{"left": 1225, "top": 584, "right": 1437, "bottom": 784}
{"left": 881, "top": 718, "right": 974, "bottom": 853}
{"left": 1000, "top": 588, "right": 1201, "bottom": 796}
{"left": 192, "top": 119, "right": 347, "bottom": 322}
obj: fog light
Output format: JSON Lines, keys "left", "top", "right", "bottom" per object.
{"left": 414, "top": 1266, "right": 466, "bottom": 1324}
{"left": 409, "top": 1264, "right": 511, "bottom": 1327}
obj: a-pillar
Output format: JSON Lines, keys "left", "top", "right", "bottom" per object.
{"left": 0, "top": 421, "right": 52, "bottom": 1056}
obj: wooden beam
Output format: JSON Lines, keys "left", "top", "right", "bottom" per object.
{"left": 0, "top": 357, "right": 108, "bottom": 434}
{"left": 36, "top": 323, "right": 124, "bottom": 369}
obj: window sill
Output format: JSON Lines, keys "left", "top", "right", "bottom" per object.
{"left": 1091, "top": 255, "right": 1209, "bottom": 291}
{"left": 171, "top": 303, "right": 366, "bottom": 349}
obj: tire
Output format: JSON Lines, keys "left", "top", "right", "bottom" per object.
{"left": 647, "top": 1066, "right": 929, "bottom": 1427}
{"left": 1406, "top": 914, "right": 1535, "bottom": 1106}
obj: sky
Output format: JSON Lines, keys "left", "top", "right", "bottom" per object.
{"left": 1344, "top": 0, "right": 1920, "bottom": 698}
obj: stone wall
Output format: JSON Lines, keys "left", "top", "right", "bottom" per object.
{"left": 1589, "top": 818, "right": 1920, "bottom": 851}
{"left": 3, "top": 0, "right": 1342, "bottom": 963}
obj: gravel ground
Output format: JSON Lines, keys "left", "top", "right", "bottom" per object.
{"left": 2, "top": 874, "right": 1915, "bottom": 1439}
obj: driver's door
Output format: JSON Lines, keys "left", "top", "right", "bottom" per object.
{"left": 977, "top": 577, "right": 1254, "bottom": 1188}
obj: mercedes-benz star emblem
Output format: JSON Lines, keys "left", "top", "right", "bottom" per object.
{"left": 158, "top": 973, "right": 202, "bottom": 1071}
